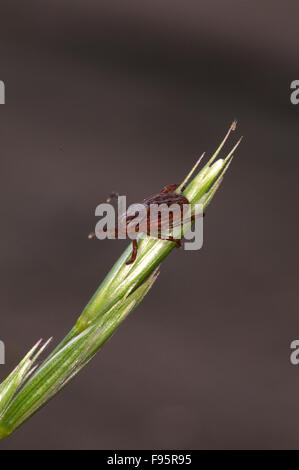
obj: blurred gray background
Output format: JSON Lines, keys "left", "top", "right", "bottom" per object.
{"left": 0, "top": 0, "right": 298, "bottom": 449}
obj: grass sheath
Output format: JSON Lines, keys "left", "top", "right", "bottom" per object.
{"left": 0, "top": 123, "right": 242, "bottom": 438}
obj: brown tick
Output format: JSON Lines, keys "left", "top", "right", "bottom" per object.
{"left": 89, "top": 184, "right": 198, "bottom": 265}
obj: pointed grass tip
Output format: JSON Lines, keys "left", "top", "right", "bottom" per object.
{"left": 31, "top": 337, "right": 53, "bottom": 362}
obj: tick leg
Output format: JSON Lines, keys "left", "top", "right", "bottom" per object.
{"left": 106, "top": 192, "right": 119, "bottom": 203}
{"left": 126, "top": 214, "right": 136, "bottom": 222}
{"left": 126, "top": 239, "right": 138, "bottom": 265}
{"left": 190, "top": 213, "right": 205, "bottom": 221}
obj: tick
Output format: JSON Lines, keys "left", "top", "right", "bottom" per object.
{"left": 89, "top": 183, "right": 197, "bottom": 265}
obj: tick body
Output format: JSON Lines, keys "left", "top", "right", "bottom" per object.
{"left": 89, "top": 184, "right": 195, "bottom": 265}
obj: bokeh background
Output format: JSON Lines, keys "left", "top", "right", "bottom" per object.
{"left": 0, "top": 0, "right": 298, "bottom": 450}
